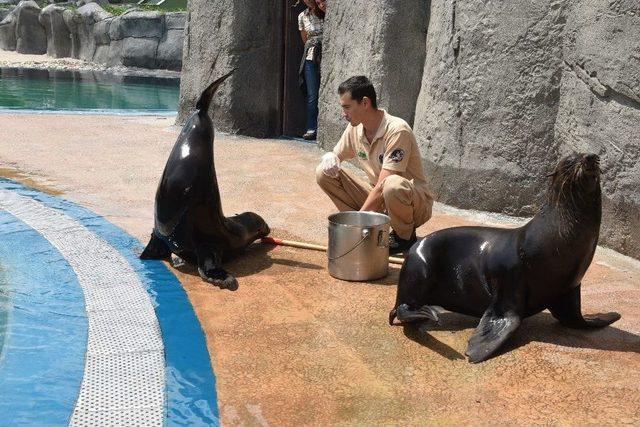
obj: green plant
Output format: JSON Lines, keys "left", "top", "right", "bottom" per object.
{"left": 139, "top": 4, "right": 186, "bottom": 12}
{"left": 103, "top": 4, "right": 130, "bottom": 15}
{"left": 101, "top": 4, "right": 186, "bottom": 15}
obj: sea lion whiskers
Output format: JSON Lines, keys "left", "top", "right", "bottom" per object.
{"left": 548, "top": 154, "right": 600, "bottom": 237}
{"left": 551, "top": 167, "right": 577, "bottom": 236}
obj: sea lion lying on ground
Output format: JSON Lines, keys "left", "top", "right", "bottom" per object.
{"left": 389, "top": 153, "right": 620, "bottom": 363}
{"left": 140, "top": 70, "right": 270, "bottom": 290}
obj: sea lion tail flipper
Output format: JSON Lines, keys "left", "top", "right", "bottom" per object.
{"left": 548, "top": 285, "right": 621, "bottom": 328}
{"left": 197, "top": 246, "right": 238, "bottom": 291}
{"left": 196, "top": 69, "right": 236, "bottom": 113}
{"left": 392, "top": 304, "right": 440, "bottom": 325}
{"left": 465, "top": 306, "right": 521, "bottom": 363}
{"left": 140, "top": 233, "right": 172, "bottom": 260}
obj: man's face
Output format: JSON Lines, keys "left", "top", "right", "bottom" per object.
{"left": 339, "top": 92, "right": 366, "bottom": 126}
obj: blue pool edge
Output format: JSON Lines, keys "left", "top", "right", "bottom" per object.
{"left": 0, "top": 178, "right": 220, "bottom": 426}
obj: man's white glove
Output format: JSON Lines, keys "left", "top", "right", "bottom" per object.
{"left": 320, "top": 152, "right": 341, "bottom": 178}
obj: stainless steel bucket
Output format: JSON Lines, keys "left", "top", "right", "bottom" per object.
{"left": 327, "top": 211, "right": 390, "bottom": 281}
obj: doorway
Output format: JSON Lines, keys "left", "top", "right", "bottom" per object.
{"left": 280, "top": 0, "right": 307, "bottom": 137}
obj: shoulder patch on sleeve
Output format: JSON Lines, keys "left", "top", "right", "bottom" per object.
{"left": 389, "top": 148, "right": 405, "bottom": 163}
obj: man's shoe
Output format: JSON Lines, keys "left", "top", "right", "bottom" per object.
{"left": 388, "top": 229, "right": 417, "bottom": 255}
{"left": 302, "top": 130, "right": 317, "bottom": 140}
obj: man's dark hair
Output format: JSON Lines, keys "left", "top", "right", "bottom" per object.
{"left": 338, "top": 76, "right": 377, "bottom": 109}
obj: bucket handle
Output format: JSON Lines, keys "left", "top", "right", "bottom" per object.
{"left": 328, "top": 228, "right": 371, "bottom": 261}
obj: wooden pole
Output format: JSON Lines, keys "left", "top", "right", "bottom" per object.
{"left": 261, "top": 236, "right": 405, "bottom": 265}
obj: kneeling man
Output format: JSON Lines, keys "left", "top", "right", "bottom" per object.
{"left": 316, "top": 76, "right": 433, "bottom": 255}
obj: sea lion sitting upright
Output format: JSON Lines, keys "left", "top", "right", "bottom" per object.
{"left": 140, "top": 70, "right": 270, "bottom": 290}
{"left": 389, "top": 153, "right": 621, "bottom": 363}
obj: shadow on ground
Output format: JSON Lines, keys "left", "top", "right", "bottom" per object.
{"left": 400, "top": 311, "right": 640, "bottom": 363}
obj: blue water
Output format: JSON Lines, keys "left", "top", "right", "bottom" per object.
{"left": 0, "top": 263, "right": 7, "bottom": 361}
{"left": 0, "top": 178, "right": 219, "bottom": 425}
{"left": 0, "top": 67, "right": 180, "bottom": 113}
{"left": 0, "top": 208, "right": 87, "bottom": 425}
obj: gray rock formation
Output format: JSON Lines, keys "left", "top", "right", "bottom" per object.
{"left": 0, "top": 11, "right": 16, "bottom": 50}
{"left": 317, "top": 0, "right": 430, "bottom": 149}
{"left": 62, "top": 8, "right": 80, "bottom": 57}
{"left": 0, "top": 7, "right": 12, "bottom": 22}
{"left": 177, "top": 0, "right": 283, "bottom": 137}
{"left": 69, "top": 3, "right": 112, "bottom": 61}
{"left": 14, "top": 0, "right": 46, "bottom": 54}
{"left": 91, "top": 15, "right": 112, "bottom": 64}
{"left": 413, "top": 0, "right": 640, "bottom": 258}
{"left": 414, "top": 0, "right": 566, "bottom": 215}
{"left": 116, "top": 9, "right": 163, "bottom": 38}
{"left": 555, "top": 0, "right": 640, "bottom": 257}
{"left": 120, "top": 36, "right": 157, "bottom": 68}
{"left": 0, "top": 2, "right": 183, "bottom": 72}
{"left": 103, "top": 9, "right": 183, "bottom": 70}
{"left": 112, "top": 10, "right": 162, "bottom": 68}
{"left": 156, "top": 12, "right": 184, "bottom": 70}
{"left": 76, "top": 0, "right": 108, "bottom": 6}
{"left": 39, "top": 4, "right": 71, "bottom": 57}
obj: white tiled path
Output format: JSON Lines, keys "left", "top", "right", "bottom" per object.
{"left": 0, "top": 189, "right": 165, "bottom": 426}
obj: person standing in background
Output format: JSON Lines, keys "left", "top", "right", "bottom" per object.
{"left": 298, "top": 0, "right": 325, "bottom": 140}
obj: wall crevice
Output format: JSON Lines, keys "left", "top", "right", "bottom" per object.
{"left": 565, "top": 60, "right": 640, "bottom": 111}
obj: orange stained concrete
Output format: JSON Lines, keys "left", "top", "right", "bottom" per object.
{"left": 0, "top": 113, "right": 639, "bottom": 425}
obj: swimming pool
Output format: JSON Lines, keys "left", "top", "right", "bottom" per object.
{"left": 0, "top": 67, "right": 180, "bottom": 113}
{"left": 0, "top": 263, "right": 7, "bottom": 360}
{"left": 0, "top": 178, "right": 219, "bottom": 425}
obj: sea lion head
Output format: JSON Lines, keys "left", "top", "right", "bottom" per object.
{"left": 548, "top": 153, "right": 601, "bottom": 207}
{"left": 234, "top": 211, "right": 271, "bottom": 240}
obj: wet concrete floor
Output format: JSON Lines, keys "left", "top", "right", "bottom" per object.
{"left": 0, "top": 113, "right": 638, "bottom": 425}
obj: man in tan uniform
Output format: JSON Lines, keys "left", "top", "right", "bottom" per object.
{"left": 316, "top": 75, "right": 433, "bottom": 255}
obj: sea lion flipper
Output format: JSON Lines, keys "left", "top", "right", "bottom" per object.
{"left": 196, "top": 245, "right": 239, "bottom": 291}
{"left": 140, "top": 233, "right": 171, "bottom": 260}
{"left": 196, "top": 69, "right": 235, "bottom": 113}
{"left": 392, "top": 304, "right": 440, "bottom": 325}
{"left": 581, "top": 312, "right": 621, "bottom": 327}
{"left": 465, "top": 306, "right": 521, "bottom": 363}
{"left": 549, "top": 285, "right": 621, "bottom": 328}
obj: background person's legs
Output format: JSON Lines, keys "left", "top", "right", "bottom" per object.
{"left": 316, "top": 165, "right": 371, "bottom": 211}
{"left": 303, "top": 60, "right": 320, "bottom": 137}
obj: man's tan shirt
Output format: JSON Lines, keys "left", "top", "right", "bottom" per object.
{"left": 332, "top": 110, "right": 432, "bottom": 197}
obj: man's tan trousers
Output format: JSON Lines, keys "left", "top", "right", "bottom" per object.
{"left": 316, "top": 165, "right": 433, "bottom": 240}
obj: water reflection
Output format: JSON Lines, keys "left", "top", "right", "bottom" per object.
{"left": 0, "top": 67, "right": 180, "bottom": 112}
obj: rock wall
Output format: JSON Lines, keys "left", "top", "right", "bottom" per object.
{"left": 414, "top": 0, "right": 567, "bottom": 216}
{"left": 0, "top": 3, "right": 185, "bottom": 71}
{"left": 14, "top": 0, "right": 46, "bottom": 54}
{"left": 156, "top": 12, "right": 184, "bottom": 70}
{"left": 0, "top": 11, "right": 16, "bottom": 51}
{"left": 110, "top": 10, "right": 163, "bottom": 68}
{"left": 0, "top": 7, "right": 12, "bottom": 22}
{"left": 39, "top": 4, "right": 71, "bottom": 58}
{"left": 411, "top": 0, "right": 640, "bottom": 258}
{"left": 555, "top": 0, "right": 640, "bottom": 257}
{"left": 317, "top": 0, "right": 430, "bottom": 148}
{"left": 176, "top": 0, "right": 283, "bottom": 136}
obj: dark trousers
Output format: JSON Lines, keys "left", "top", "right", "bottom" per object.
{"left": 303, "top": 59, "right": 320, "bottom": 132}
